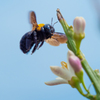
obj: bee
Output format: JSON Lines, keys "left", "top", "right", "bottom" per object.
{"left": 20, "top": 11, "right": 67, "bottom": 54}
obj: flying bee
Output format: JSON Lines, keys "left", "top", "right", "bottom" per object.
{"left": 20, "top": 11, "right": 67, "bottom": 54}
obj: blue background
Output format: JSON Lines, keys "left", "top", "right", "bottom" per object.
{"left": 0, "top": 0, "right": 100, "bottom": 100}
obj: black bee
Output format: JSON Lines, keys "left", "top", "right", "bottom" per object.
{"left": 20, "top": 11, "right": 67, "bottom": 54}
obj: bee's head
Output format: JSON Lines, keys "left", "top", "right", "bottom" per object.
{"left": 44, "top": 24, "right": 55, "bottom": 34}
{"left": 43, "top": 18, "right": 58, "bottom": 34}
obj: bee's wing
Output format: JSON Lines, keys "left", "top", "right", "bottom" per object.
{"left": 52, "top": 32, "right": 67, "bottom": 44}
{"left": 30, "top": 11, "right": 38, "bottom": 31}
{"left": 45, "top": 32, "right": 67, "bottom": 46}
{"left": 45, "top": 38, "right": 60, "bottom": 46}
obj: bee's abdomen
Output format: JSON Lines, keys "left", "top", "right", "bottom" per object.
{"left": 20, "top": 31, "right": 34, "bottom": 53}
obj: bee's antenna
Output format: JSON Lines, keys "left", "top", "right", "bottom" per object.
{"left": 51, "top": 18, "right": 58, "bottom": 26}
{"left": 53, "top": 21, "right": 58, "bottom": 27}
{"left": 51, "top": 18, "right": 53, "bottom": 26}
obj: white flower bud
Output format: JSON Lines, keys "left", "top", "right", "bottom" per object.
{"left": 73, "top": 17, "right": 86, "bottom": 34}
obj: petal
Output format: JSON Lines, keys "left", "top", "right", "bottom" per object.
{"left": 67, "top": 50, "right": 75, "bottom": 75}
{"left": 67, "top": 50, "right": 75, "bottom": 57}
{"left": 45, "top": 77, "right": 68, "bottom": 86}
{"left": 73, "top": 17, "right": 86, "bottom": 34}
{"left": 69, "top": 55, "right": 82, "bottom": 72}
{"left": 50, "top": 66, "right": 72, "bottom": 81}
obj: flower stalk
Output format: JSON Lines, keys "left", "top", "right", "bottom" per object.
{"left": 56, "top": 8, "right": 100, "bottom": 99}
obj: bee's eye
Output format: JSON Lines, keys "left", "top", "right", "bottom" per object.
{"left": 44, "top": 24, "right": 50, "bottom": 31}
{"left": 50, "top": 27, "right": 55, "bottom": 33}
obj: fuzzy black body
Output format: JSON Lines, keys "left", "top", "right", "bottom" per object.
{"left": 20, "top": 24, "right": 54, "bottom": 54}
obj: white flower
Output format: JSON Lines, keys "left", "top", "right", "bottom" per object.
{"left": 45, "top": 50, "right": 77, "bottom": 86}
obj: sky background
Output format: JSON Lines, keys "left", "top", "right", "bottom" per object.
{"left": 0, "top": 0, "right": 100, "bottom": 100}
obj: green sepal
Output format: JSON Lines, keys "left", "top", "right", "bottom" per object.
{"left": 74, "top": 32, "right": 85, "bottom": 41}
{"left": 74, "top": 32, "right": 85, "bottom": 54}
{"left": 68, "top": 76, "right": 80, "bottom": 88}
{"left": 68, "top": 76, "right": 85, "bottom": 96}
{"left": 94, "top": 69, "right": 100, "bottom": 79}
{"left": 75, "top": 69, "right": 83, "bottom": 83}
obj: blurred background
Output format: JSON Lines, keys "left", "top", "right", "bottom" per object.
{"left": 0, "top": 0, "right": 100, "bottom": 100}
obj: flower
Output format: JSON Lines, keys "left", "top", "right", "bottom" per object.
{"left": 45, "top": 50, "right": 81, "bottom": 86}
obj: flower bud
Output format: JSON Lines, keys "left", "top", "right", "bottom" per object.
{"left": 67, "top": 50, "right": 75, "bottom": 58}
{"left": 94, "top": 69, "right": 100, "bottom": 76}
{"left": 73, "top": 17, "right": 86, "bottom": 34}
{"left": 68, "top": 55, "right": 85, "bottom": 85}
{"left": 68, "top": 55, "right": 82, "bottom": 73}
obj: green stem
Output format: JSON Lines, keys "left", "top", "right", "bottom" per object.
{"left": 67, "top": 38, "right": 77, "bottom": 55}
{"left": 75, "top": 40, "right": 81, "bottom": 55}
{"left": 76, "top": 83, "right": 85, "bottom": 96}
{"left": 82, "top": 80, "right": 89, "bottom": 93}
{"left": 81, "top": 59, "right": 100, "bottom": 93}
{"left": 75, "top": 79, "right": 96, "bottom": 99}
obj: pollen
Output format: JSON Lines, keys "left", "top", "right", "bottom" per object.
{"left": 37, "top": 23, "right": 45, "bottom": 31}
{"left": 61, "top": 61, "right": 68, "bottom": 69}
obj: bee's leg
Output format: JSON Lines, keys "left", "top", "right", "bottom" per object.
{"left": 31, "top": 42, "right": 39, "bottom": 54}
{"left": 37, "top": 41, "right": 44, "bottom": 50}
{"left": 36, "top": 29, "right": 45, "bottom": 50}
